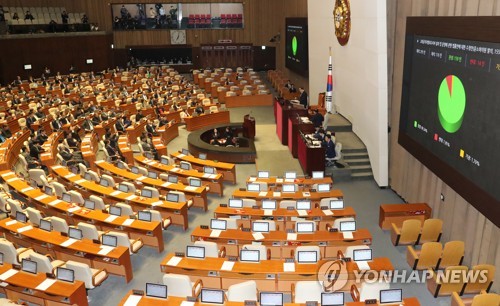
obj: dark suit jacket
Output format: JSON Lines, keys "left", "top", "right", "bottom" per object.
{"left": 299, "top": 91, "right": 308, "bottom": 108}
{"left": 51, "top": 120, "right": 61, "bottom": 130}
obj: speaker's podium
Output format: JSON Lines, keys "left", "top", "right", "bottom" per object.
{"left": 243, "top": 114, "right": 255, "bottom": 138}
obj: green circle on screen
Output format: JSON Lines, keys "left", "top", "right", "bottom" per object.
{"left": 438, "top": 75, "right": 466, "bottom": 133}
{"left": 292, "top": 36, "right": 298, "bottom": 56}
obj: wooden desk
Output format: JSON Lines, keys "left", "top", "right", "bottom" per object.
{"left": 0, "top": 130, "right": 30, "bottom": 171}
{"left": 246, "top": 176, "right": 333, "bottom": 187}
{"left": 94, "top": 118, "right": 117, "bottom": 138}
{"left": 50, "top": 166, "right": 189, "bottom": 230}
{"left": 80, "top": 133, "right": 99, "bottom": 172}
{"left": 40, "top": 131, "right": 64, "bottom": 168}
{"left": 171, "top": 151, "right": 236, "bottom": 184}
{"left": 185, "top": 111, "right": 230, "bottom": 132}
{"left": 275, "top": 101, "right": 308, "bottom": 146}
{"left": 379, "top": 203, "right": 432, "bottom": 230}
{"left": 127, "top": 119, "right": 147, "bottom": 144}
{"left": 157, "top": 122, "right": 179, "bottom": 145}
{"left": 346, "top": 297, "right": 421, "bottom": 306}
{"left": 297, "top": 133, "right": 325, "bottom": 176}
{"left": 161, "top": 254, "right": 394, "bottom": 292}
{"left": 190, "top": 227, "right": 372, "bottom": 259}
{"left": 0, "top": 218, "right": 134, "bottom": 283}
{"left": 288, "top": 117, "right": 315, "bottom": 158}
{"left": 232, "top": 189, "right": 343, "bottom": 206}
{"left": 117, "top": 135, "right": 134, "bottom": 164}
{"left": 95, "top": 160, "right": 208, "bottom": 211}
{"left": 225, "top": 94, "right": 273, "bottom": 107}
{"left": 135, "top": 156, "right": 224, "bottom": 197}
{"left": 0, "top": 263, "right": 88, "bottom": 306}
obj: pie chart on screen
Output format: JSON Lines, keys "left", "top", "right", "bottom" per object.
{"left": 438, "top": 75, "right": 466, "bottom": 133}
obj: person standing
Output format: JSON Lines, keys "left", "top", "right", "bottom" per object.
{"left": 299, "top": 87, "right": 308, "bottom": 109}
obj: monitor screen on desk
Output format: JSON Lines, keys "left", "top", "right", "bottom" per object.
{"left": 57, "top": 267, "right": 75, "bottom": 283}
{"left": 62, "top": 192, "right": 72, "bottom": 203}
{"left": 146, "top": 283, "right": 168, "bottom": 299}
{"left": 44, "top": 186, "right": 53, "bottom": 195}
{"left": 138, "top": 211, "right": 152, "bottom": 222}
{"left": 353, "top": 249, "right": 372, "bottom": 262}
{"left": 380, "top": 289, "right": 403, "bottom": 304}
{"left": 228, "top": 199, "right": 243, "bottom": 208}
{"left": 297, "top": 251, "right": 318, "bottom": 263}
{"left": 321, "top": 292, "right": 344, "bottom": 306}
{"left": 258, "top": 171, "right": 270, "bottom": 178}
{"left": 198, "top": 153, "right": 207, "bottom": 160}
{"left": 252, "top": 221, "right": 270, "bottom": 233}
{"left": 296, "top": 222, "right": 315, "bottom": 233}
{"left": 261, "top": 199, "right": 277, "bottom": 210}
{"left": 109, "top": 206, "right": 122, "bottom": 216}
{"left": 180, "top": 162, "right": 190, "bottom": 170}
{"left": 21, "top": 259, "right": 37, "bottom": 274}
{"left": 168, "top": 175, "right": 178, "bottom": 184}
{"left": 317, "top": 183, "right": 330, "bottom": 192}
{"left": 340, "top": 221, "right": 356, "bottom": 232}
{"left": 102, "top": 234, "right": 118, "bottom": 247}
{"left": 260, "top": 292, "right": 283, "bottom": 306}
{"left": 68, "top": 227, "right": 83, "bottom": 240}
{"left": 144, "top": 152, "right": 154, "bottom": 160}
{"left": 39, "top": 219, "right": 52, "bottom": 232}
{"left": 131, "top": 166, "right": 139, "bottom": 174}
{"left": 189, "top": 178, "right": 202, "bottom": 187}
{"left": 100, "top": 179, "right": 109, "bottom": 187}
{"left": 117, "top": 161, "right": 126, "bottom": 169}
{"left": 247, "top": 183, "right": 260, "bottom": 192}
{"left": 160, "top": 157, "right": 170, "bottom": 165}
{"left": 204, "top": 166, "right": 215, "bottom": 174}
{"left": 141, "top": 189, "right": 153, "bottom": 198}
{"left": 181, "top": 148, "right": 189, "bottom": 155}
{"left": 16, "top": 211, "right": 27, "bottom": 223}
{"left": 84, "top": 173, "right": 92, "bottom": 181}
{"left": 200, "top": 288, "right": 224, "bottom": 304}
{"left": 240, "top": 249, "right": 260, "bottom": 263}
{"left": 186, "top": 246, "right": 205, "bottom": 259}
{"left": 84, "top": 199, "right": 95, "bottom": 210}
{"left": 210, "top": 219, "right": 227, "bottom": 230}
{"left": 312, "top": 171, "right": 324, "bottom": 179}
{"left": 148, "top": 171, "right": 158, "bottom": 179}
{"left": 282, "top": 184, "right": 296, "bottom": 193}
{"left": 330, "top": 199, "right": 344, "bottom": 210}
{"left": 166, "top": 193, "right": 179, "bottom": 202}
{"left": 0, "top": 252, "right": 3, "bottom": 265}
{"left": 296, "top": 200, "right": 311, "bottom": 210}
{"left": 118, "top": 184, "right": 129, "bottom": 192}
{"left": 284, "top": 171, "right": 297, "bottom": 179}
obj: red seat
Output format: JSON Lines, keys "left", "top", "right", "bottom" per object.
{"left": 232, "top": 14, "right": 237, "bottom": 19}
{"left": 237, "top": 14, "right": 242, "bottom": 18}
{"left": 200, "top": 14, "right": 205, "bottom": 19}
{"left": 195, "top": 14, "right": 200, "bottom": 19}
{"left": 189, "top": 14, "right": 194, "bottom": 19}
{"left": 221, "top": 14, "right": 226, "bottom": 19}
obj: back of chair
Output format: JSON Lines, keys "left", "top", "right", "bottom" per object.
{"left": 253, "top": 220, "right": 276, "bottom": 231}
{"left": 101, "top": 174, "right": 116, "bottom": 187}
{"left": 65, "top": 260, "right": 93, "bottom": 289}
{"left": 399, "top": 219, "right": 422, "bottom": 245}
{"left": 439, "top": 241, "right": 464, "bottom": 269}
{"left": 116, "top": 203, "right": 134, "bottom": 216}
{"left": 162, "top": 274, "right": 193, "bottom": 297}
{"left": 344, "top": 245, "right": 370, "bottom": 259}
{"left": 217, "top": 218, "right": 238, "bottom": 229}
{"left": 0, "top": 240, "right": 19, "bottom": 265}
{"left": 419, "top": 219, "right": 442, "bottom": 244}
{"left": 465, "top": 264, "right": 496, "bottom": 294}
{"left": 29, "top": 252, "right": 53, "bottom": 274}
{"left": 143, "top": 186, "right": 160, "bottom": 199}
{"left": 89, "top": 195, "right": 106, "bottom": 210}
{"left": 52, "top": 181, "right": 66, "bottom": 197}
{"left": 194, "top": 241, "right": 219, "bottom": 258}
{"left": 78, "top": 222, "right": 100, "bottom": 241}
{"left": 359, "top": 282, "right": 390, "bottom": 301}
{"left": 169, "top": 191, "right": 186, "bottom": 202}
{"left": 227, "top": 280, "right": 258, "bottom": 302}
{"left": 294, "top": 246, "right": 321, "bottom": 262}
{"left": 471, "top": 293, "right": 500, "bottom": 306}
{"left": 51, "top": 216, "right": 69, "bottom": 233}
{"left": 28, "top": 169, "right": 45, "bottom": 186}
{"left": 332, "top": 217, "right": 355, "bottom": 230}
{"left": 121, "top": 182, "right": 136, "bottom": 193}
{"left": 416, "top": 242, "right": 442, "bottom": 270}
{"left": 294, "top": 281, "right": 323, "bottom": 303}
{"left": 8, "top": 199, "right": 24, "bottom": 218}
{"left": 241, "top": 244, "right": 268, "bottom": 261}
{"left": 26, "top": 207, "right": 43, "bottom": 226}
{"left": 439, "top": 266, "right": 469, "bottom": 295}
{"left": 68, "top": 190, "right": 84, "bottom": 205}
{"left": 279, "top": 200, "right": 296, "bottom": 209}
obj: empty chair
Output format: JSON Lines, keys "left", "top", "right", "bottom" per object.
{"left": 293, "top": 281, "right": 323, "bottom": 303}
{"left": 293, "top": 246, "right": 321, "bottom": 262}
{"left": 136, "top": 166, "right": 148, "bottom": 176}
{"left": 142, "top": 186, "right": 160, "bottom": 198}
{"left": 0, "top": 240, "right": 35, "bottom": 265}
{"left": 279, "top": 200, "right": 296, "bottom": 209}
{"left": 147, "top": 210, "right": 172, "bottom": 230}
{"left": 391, "top": 219, "right": 421, "bottom": 246}
{"left": 168, "top": 191, "right": 193, "bottom": 207}
{"left": 242, "top": 198, "right": 256, "bottom": 208}
{"left": 467, "top": 293, "right": 500, "bottom": 306}
{"left": 241, "top": 244, "right": 270, "bottom": 260}
{"left": 107, "top": 231, "right": 143, "bottom": 254}
{"left": 217, "top": 217, "right": 238, "bottom": 229}
{"left": 418, "top": 218, "right": 443, "bottom": 244}
{"left": 52, "top": 181, "right": 67, "bottom": 198}
{"left": 428, "top": 265, "right": 469, "bottom": 297}
{"left": 78, "top": 163, "right": 88, "bottom": 174}
{"left": 17, "top": 154, "right": 29, "bottom": 174}
{"left": 0, "top": 196, "right": 11, "bottom": 215}
{"left": 29, "top": 252, "right": 64, "bottom": 274}
{"left": 8, "top": 199, "right": 25, "bottom": 218}
{"left": 25, "top": 207, "right": 46, "bottom": 226}
{"left": 226, "top": 91, "right": 236, "bottom": 97}
{"left": 332, "top": 217, "right": 355, "bottom": 230}
{"left": 255, "top": 182, "right": 268, "bottom": 191}
{"left": 85, "top": 170, "right": 100, "bottom": 182}
{"left": 116, "top": 203, "right": 134, "bottom": 216}
{"left": 100, "top": 174, "right": 116, "bottom": 187}
{"left": 51, "top": 216, "right": 69, "bottom": 233}
{"left": 78, "top": 222, "right": 104, "bottom": 241}
{"left": 227, "top": 280, "right": 258, "bottom": 302}
{"left": 209, "top": 106, "right": 218, "bottom": 113}
{"left": 351, "top": 282, "right": 391, "bottom": 302}
{"left": 339, "top": 245, "right": 370, "bottom": 259}
{"left": 438, "top": 241, "right": 465, "bottom": 269}
{"left": 242, "top": 89, "right": 252, "bottom": 96}
{"left": 464, "top": 264, "right": 496, "bottom": 294}
{"left": 28, "top": 169, "right": 48, "bottom": 187}
{"left": 89, "top": 195, "right": 108, "bottom": 211}
{"left": 162, "top": 274, "right": 202, "bottom": 298}
{"left": 194, "top": 241, "right": 225, "bottom": 258}
{"left": 65, "top": 260, "right": 108, "bottom": 289}
{"left": 202, "top": 98, "right": 211, "bottom": 106}
{"left": 68, "top": 190, "right": 84, "bottom": 205}
{"left": 407, "top": 242, "right": 442, "bottom": 270}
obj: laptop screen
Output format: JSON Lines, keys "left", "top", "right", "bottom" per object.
{"left": 180, "top": 162, "right": 190, "bottom": 170}
{"left": 68, "top": 227, "right": 83, "bottom": 240}
{"left": 247, "top": 183, "right": 260, "bottom": 192}
{"left": 321, "top": 292, "right": 344, "bottom": 306}
{"left": 166, "top": 193, "right": 179, "bottom": 202}
{"left": 297, "top": 251, "right": 318, "bottom": 263}
{"left": 62, "top": 193, "right": 72, "bottom": 203}
{"left": 118, "top": 184, "right": 129, "bottom": 192}
{"left": 296, "top": 200, "right": 311, "bottom": 210}
{"left": 160, "top": 157, "right": 170, "bottom": 165}
{"left": 141, "top": 189, "right": 153, "bottom": 198}
{"left": 380, "top": 289, "right": 403, "bottom": 304}
{"left": 340, "top": 221, "right": 356, "bottom": 232}
{"left": 198, "top": 153, "right": 207, "bottom": 160}
{"left": 284, "top": 172, "right": 296, "bottom": 179}
{"left": 317, "top": 183, "right": 330, "bottom": 192}
{"left": 39, "top": 219, "right": 52, "bottom": 232}
{"left": 252, "top": 221, "right": 270, "bottom": 233}
{"left": 16, "top": 211, "right": 27, "bottom": 223}
{"left": 353, "top": 249, "right": 373, "bottom": 262}
{"left": 167, "top": 175, "right": 178, "bottom": 183}
{"left": 210, "top": 219, "right": 227, "bottom": 230}
{"left": 21, "top": 259, "right": 37, "bottom": 274}
{"left": 261, "top": 199, "right": 277, "bottom": 210}
{"left": 84, "top": 199, "right": 95, "bottom": 210}
{"left": 330, "top": 199, "right": 344, "bottom": 209}
{"left": 260, "top": 292, "right": 283, "bottom": 306}
{"left": 138, "top": 211, "right": 152, "bottom": 222}
{"left": 258, "top": 171, "right": 270, "bottom": 178}
{"left": 109, "top": 206, "right": 122, "bottom": 216}
{"left": 189, "top": 178, "right": 202, "bottom": 187}
{"left": 312, "top": 171, "right": 324, "bottom": 179}
{"left": 228, "top": 199, "right": 243, "bottom": 208}
{"left": 148, "top": 171, "right": 158, "bottom": 179}
{"left": 296, "top": 222, "right": 315, "bottom": 233}
{"left": 102, "top": 234, "right": 118, "bottom": 247}
{"left": 186, "top": 246, "right": 205, "bottom": 259}
{"left": 56, "top": 267, "right": 75, "bottom": 283}
{"left": 146, "top": 283, "right": 168, "bottom": 299}
{"left": 204, "top": 166, "right": 215, "bottom": 174}
{"left": 282, "top": 184, "right": 296, "bottom": 193}
{"left": 200, "top": 288, "right": 224, "bottom": 304}
{"left": 240, "top": 249, "right": 260, "bottom": 263}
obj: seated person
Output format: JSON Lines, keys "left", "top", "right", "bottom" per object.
{"left": 158, "top": 115, "right": 169, "bottom": 127}
{"left": 115, "top": 117, "right": 126, "bottom": 134}
{"left": 140, "top": 135, "right": 159, "bottom": 160}
{"left": 104, "top": 139, "right": 123, "bottom": 162}
{"left": 310, "top": 109, "right": 324, "bottom": 128}
{"left": 145, "top": 120, "right": 158, "bottom": 137}
{"left": 0, "top": 124, "right": 12, "bottom": 138}
{"left": 28, "top": 139, "right": 45, "bottom": 159}
{"left": 313, "top": 127, "right": 326, "bottom": 141}
{"left": 21, "top": 146, "right": 49, "bottom": 174}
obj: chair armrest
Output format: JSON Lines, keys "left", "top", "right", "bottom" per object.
{"left": 16, "top": 247, "right": 34, "bottom": 262}
{"left": 325, "top": 223, "right": 332, "bottom": 232}
{"left": 290, "top": 249, "right": 295, "bottom": 258}
{"left": 130, "top": 237, "right": 144, "bottom": 252}
{"left": 218, "top": 246, "right": 226, "bottom": 258}
{"left": 406, "top": 246, "right": 419, "bottom": 270}
{"left": 337, "top": 250, "right": 345, "bottom": 259}
{"left": 426, "top": 268, "right": 441, "bottom": 297}
{"left": 162, "top": 216, "right": 172, "bottom": 230}
{"left": 350, "top": 284, "right": 360, "bottom": 302}
{"left": 91, "top": 268, "right": 108, "bottom": 287}
{"left": 291, "top": 283, "right": 295, "bottom": 303}
{"left": 192, "top": 279, "right": 203, "bottom": 297}
{"left": 267, "top": 248, "right": 271, "bottom": 260}
{"left": 390, "top": 223, "right": 401, "bottom": 246}
{"left": 45, "top": 253, "right": 56, "bottom": 261}
{"left": 450, "top": 292, "right": 466, "bottom": 306}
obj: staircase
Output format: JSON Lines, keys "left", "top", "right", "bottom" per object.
{"left": 325, "top": 114, "right": 373, "bottom": 181}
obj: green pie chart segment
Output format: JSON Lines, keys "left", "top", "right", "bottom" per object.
{"left": 292, "top": 36, "right": 298, "bottom": 56}
{"left": 438, "top": 75, "right": 466, "bottom": 133}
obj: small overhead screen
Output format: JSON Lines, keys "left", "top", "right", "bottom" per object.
{"left": 68, "top": 227, "right": 83, "bottom": 240}
{"left": 284, "top": 171, "right": 296, "bottom": 179}
{"left": 258, "top": 171, "right": 270, "bottom": 178}
{"left": 148, "top": 171, "right": 158, "bottom": 179}
{"left": 56, "top": 267, "right": 75, "bottom": 283}
{"left": 109, "top": 206, "right": 122, "bottom": 216}
{"left": 296, "top": 222, "right": 315, "bottom": 233}
{"left": 166, "top": 193, "right": 179, "bottom": 202}
{"left": 240, "top": 249, "right": 260, "bottom": 263}
{"left": 118, "top": 184, "right": 129, "bottom": 192}
{"left": 24, "top": 64, "right": 32, "bottom": 70}
{"left": 200, "top": 288, "right": 224, "bottom": 304}
{"left": 181, "top": 148, "right": 189, "bottom": 155}
{"left": 312, "top": 171, "right": 324, "bottom": 179}
{"left": 141, "top": 189, "right": 153, "bottom": 198}
{"left": 146, "top": 283, "right": 168, "bottom": 299}
{"left": 353, "top": 249, "right": 373, "bottom": 262}
{"left": 86, "top": 59, "right": 93, "bottom": 64}
{"left": 297, "top": 250, "right": 318, "bottom": 263}
{"left": 16, "top": 211, "right": 27, "bottom": 223}
{"left": 167, "top": 175, "right": 178, "bottom": 183}
{"left": 210, "top": 219, "right": 227, "bottom": 230}
{"left": 317, "top": 183, "right": 330, "bottom": 192}
{"left": 321, "top": 292, "right": 344, "bottom": 306}
{"left": 340, "top": 221, "right": 356, "bottom": 232}
{"left": 228, "top": 199, "right": 243, "bottom": 208}
{"left": 39, "top": 219, "right": 52, "bottom": 232}
{"left": 198, "top": 153, "right": 207, "bottom": 160}
{"left": 189, "top": 178, "right": 202, "bottom": 187}
{"left": 329, "top": 199, "right": 344, "bottom": 209}
{"left": 252, "top": 221, "right": 270, "bottom": 233}
{"left": 44, "top": 186, "right": 53, "bottom": 195}
{"left": 247, "top": 183, "right": 260, "bottom": 192}
{"left": 296, "top": 200, "right": 311, "bottom": 210}
{"left": 62, "top": 193, "right": 72, "bottom": 203}
{"left": 84, "top": 199, "right": 95, "bottom": 210}
{"left": 261, "top": 199, "right": 277, "bottom": 210}
{"left": 186, "top": 245, "right": 205, "bottom": 259}
{"left": 102, "top": 234, "right": 118, "bottom": 247}
{"left": 380, "top": 289, "right": 403, "bottom": 304}
{"left": 285, "top": 17, "right": 309, "bottom": 76}
{"left": 180, "top": 161, "right": 190, "bottom": 170}
{"left": 21, "top": 259, "right": 37, "bottom": 274}
{"left": 204, "top": 166, "right": 215, "bottom": 174}
{"left": 260, "top": 292, "right": 284, "bottom": 306}
{"left": 160, "top": 157, "right": 170, "bottom": 165}
{"left": 138, "top": 211, "right": 152, "bottom": 222}
{"left": 282, "top": 184, "right": 296, "bottom": 193}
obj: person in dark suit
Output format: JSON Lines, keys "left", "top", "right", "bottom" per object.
{"left": 28, "top": 140, "right": 44, "bottom": 159}
{"left": 115, "top": 118, "right": 126, "bottom": 134}
{"left": 21, "top": 146, "right": 49, "bottom": 174}
{"left": 34, "top": 107, "right": 45, "bottom": 119}
{"left": 145, "top": 120, "right": 157, "bottom": 137}
{"left": 82, "top": 118, "right": 94, "bottom": 132}
{"left": 323, "top": 134, "right": 336, "bottom": 164}
{"left": 310, "top": 109, "right": 324, "bottom": 128}
{"left": 299, "top": 87, "right": 308, "bottom": 109}
{"left": 136, "top": 110, "right": 145, "bottom": 121}
{"left": 1, "top": 124, "right": 12, "bottom": 138}
{"left": 26, "top": 111, "right": 37, "bottom": 131}
{"left": 140, "top": 135, "right": 159, "bottom": 160}
{"left": 104, "top": 139, "right": 122, "bottom": 162}
{"left": 51, "top": 117, "right": 62, "bottom": 131}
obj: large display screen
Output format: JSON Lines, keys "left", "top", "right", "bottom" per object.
{"left": 399, "top": 17, "right": 500, "bottom": 226}
{"left": 285, "top": 18, "right": 308, "bottom": 76}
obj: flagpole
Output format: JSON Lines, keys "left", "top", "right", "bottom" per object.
{"left": 325, "top": 46, "right": 334, "bottom": 114}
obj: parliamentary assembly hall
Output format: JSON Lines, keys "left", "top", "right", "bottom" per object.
{"left": 0, "top": 0, "right": 498, "bottom": 305}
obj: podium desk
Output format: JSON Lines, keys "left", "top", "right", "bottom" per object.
{"left": 161, "top": 254, "right": 394, "bottom": 292}
{"left": 232, "top": 189, "right": 343, "bottom": 207}
{"left": 135, "top": 155, "right": 224, "bottom": 197}
{"left": 275, "top": 101, "right": 309, "bottom": 145}
{"left": 243, "top": 114, "right": 256, "bottom": 139}
{"left": 0, "top": 263, "right": 88, "bottom": 306}
{"left": 346, "top": 297, "right": 421, "bottom": 306}
{"left": 171, "top": 151, "right": 236, "bottom": 184}
{"left": 297, "top": 132, "right": 325, "bottom": 176}
{"left": 246, "top": 176, "right": 333, "bottom": 187}
{"left": 0, "top": 170, "right": 164, "bottom": 252}
{"left": 50, "top": 166, "right": 189, "bottom": 230}
{"left": 288, "top": 116, "right": 315, "bottom": 158}
{"left": 185, "top": 111, "right": 230, "bottom": 132}
{"left": 0, "top": 218, "right": 133, "bottom": 283}
{"left": 190, "top": 227, "right": 372, "bottom": 259}
{"left": 214, "top": 206, "right": 356, "bottom": 230}
{"left": 379, "top": 203, "right": 432, "bottom": 230}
